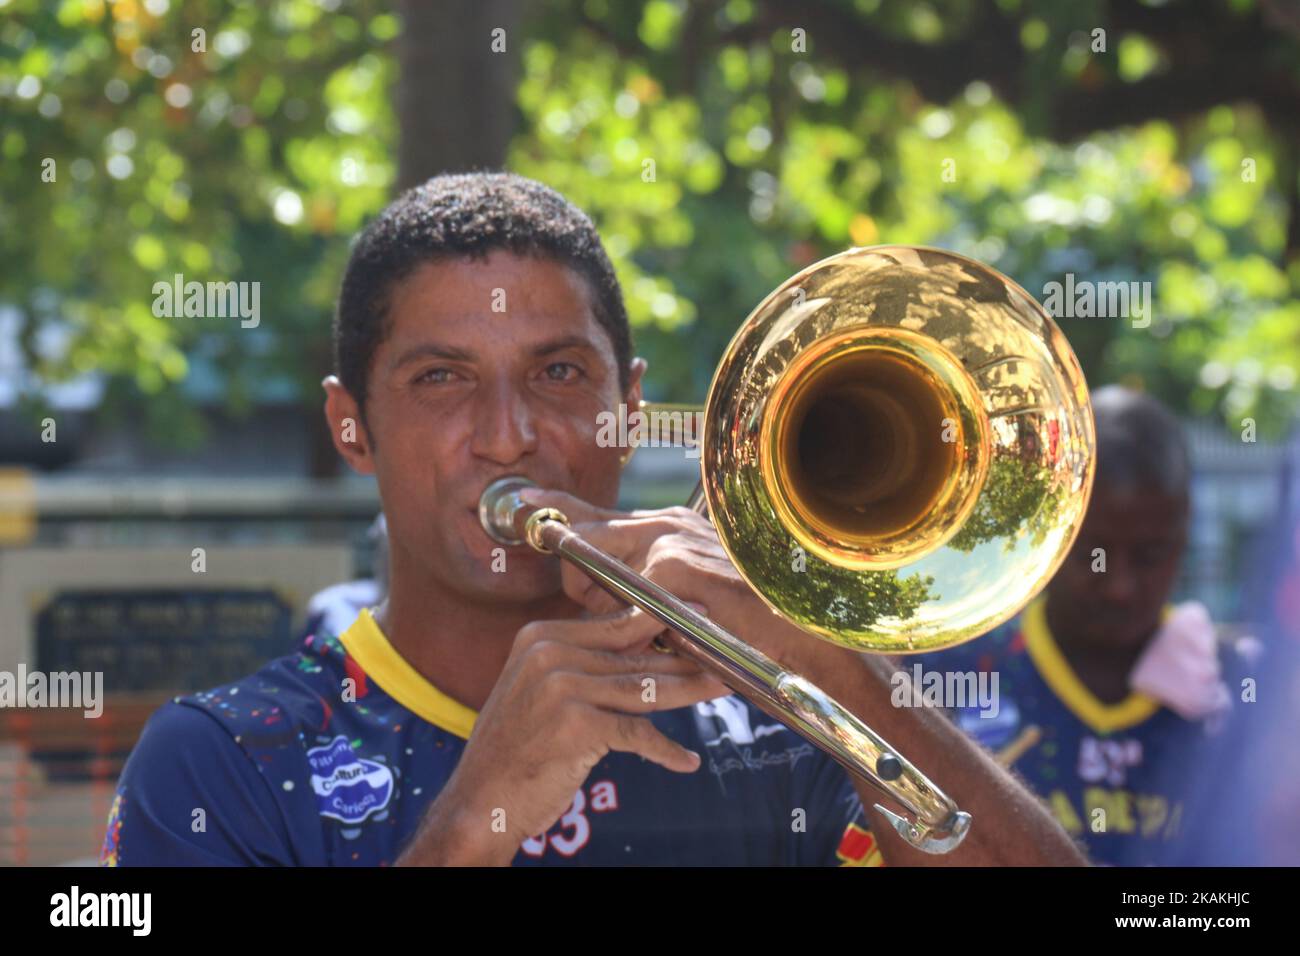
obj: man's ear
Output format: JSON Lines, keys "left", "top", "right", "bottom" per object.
{"left": 624, "top": 357, "right": 648, "bottom": 410}
{"left": 322, "top": 375, "right": 376, "bottom": 476}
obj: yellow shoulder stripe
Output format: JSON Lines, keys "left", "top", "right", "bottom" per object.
{"left": 1021, "top": 599, "right": 1160, "bottom": 734}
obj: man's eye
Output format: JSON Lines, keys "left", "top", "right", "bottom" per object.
{"left": 415, "top": 367, "right": 456, "bottom": 385}
{"left": 1137, "top": 545, "right": 1174, "bottom": 565}
{"left": 543, "top": 362, "right": 581, "bottom": 382}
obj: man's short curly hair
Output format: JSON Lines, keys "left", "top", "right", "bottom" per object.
{"left": 334, "top": 171, "right": 632, "bottom": 416}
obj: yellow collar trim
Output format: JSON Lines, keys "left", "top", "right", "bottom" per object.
{"left": 1021, "top": 598, "right": 1160, "bottom": 734}
{"left": 338, "top": 608, "right": 478, "bottom": 740}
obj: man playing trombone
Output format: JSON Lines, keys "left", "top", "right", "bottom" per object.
{"left": 103, "top": 173, "right": 1087, "bottom": 867}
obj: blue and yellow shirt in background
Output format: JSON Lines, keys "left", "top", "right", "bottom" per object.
{"left": 102, "top": 609, "right": 881, "bottom": 867}
{"left": 909, "top": 598, "right": 1236, "bottom": 866}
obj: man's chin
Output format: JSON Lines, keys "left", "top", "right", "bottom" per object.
{"left": 1083, "top": 621, "right": 1156, "bottom": 653}
{"left": 454, "top": 557, "right": 565, "bottom": 604}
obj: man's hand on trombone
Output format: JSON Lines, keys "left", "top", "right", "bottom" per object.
{"left": 518, "top": 487, "right": 1091, "bottom": 867}
{"left": 395, "top": 601, "right": 729, "bottom": 866}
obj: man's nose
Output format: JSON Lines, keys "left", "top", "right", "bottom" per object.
{"left": 1097, "top": 551, "right": 1138, "bottom": 602}
{"left": 469, "top": 382, "right": 539, "bottom": 465}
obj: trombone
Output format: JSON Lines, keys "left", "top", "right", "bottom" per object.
{"left": 479, "top": 245, "right": 1095, "bottom": 854}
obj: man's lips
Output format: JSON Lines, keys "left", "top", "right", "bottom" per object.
{"left": 465, "top": 505, "right": 532, "bottom": 548}
{"left": 463, "top": 480, "right": 566, "bottom": 521}
{"left": 462, "top": 478, "right": 571, "bottom": 546}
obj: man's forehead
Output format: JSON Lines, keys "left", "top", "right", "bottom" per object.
{"left": 392, "top": 252, "right": 595, "bottom": 310}
{"left": 1085, "top": 486, "right": 1189, "bottom": 532}
{"left": 381, "top": 253, "right": 611, "bottom": 352}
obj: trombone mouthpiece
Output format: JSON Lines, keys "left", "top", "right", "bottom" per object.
{"left": 478, "top": 475, "right": 538, "bottom": 546}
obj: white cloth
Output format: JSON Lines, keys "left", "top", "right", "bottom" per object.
{"left": 1129, "top": 601, "right": 1231, "bottom": 720}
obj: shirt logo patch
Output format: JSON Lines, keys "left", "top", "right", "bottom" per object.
{"left": 307, "top": 735, "right": 394, "bottom": 824}
{"left": 696, "top": 696, "right": 787, "bottom": 747}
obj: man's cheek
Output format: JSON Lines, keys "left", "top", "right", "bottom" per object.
{"left": 1146, "top": 568, "right": 1180, "bottom": 602}
{"left": 549, "top": 424, "right": 616, "bottom": 471}
{"left": 1058, "top": 566, "right": 1095, "bottom": 598}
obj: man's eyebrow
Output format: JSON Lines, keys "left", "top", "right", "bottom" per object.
{"left": 388, "top": 342, "right": 476, "bottom": 370}
{"left": 387, "top": 334, "right": 601, "bottom": 371}
{"left": 532, "top": 334, "right": 601, "bottom": 357}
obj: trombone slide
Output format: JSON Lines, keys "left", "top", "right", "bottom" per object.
{"left": 480, "top": 475, "right": 972, "bottom": 855}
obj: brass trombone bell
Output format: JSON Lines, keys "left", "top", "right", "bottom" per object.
{"left": 700, "top": 244, "right": 1095, "bottom": 653}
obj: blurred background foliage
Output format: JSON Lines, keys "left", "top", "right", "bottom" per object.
{"left": 2, "top": 0, "right": 1299, "bottom": 471}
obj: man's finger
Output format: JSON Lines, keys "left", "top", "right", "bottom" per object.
{"left": 523, "top": 607, "right": 672, "bottom": 653}
{"left": 560, "top": 560, "right": 635, "bottom": 615}
{"left": 602, "top": 712, "right": 704, "bottom": 774}
{"left": 517, "top": 487, "right": 623, "bottom": 526}
{"left": 558, "top": 514, "right": 704, "bottom": 611}
{"left": 560, "top": 670, "right": 729, "bottom": 714}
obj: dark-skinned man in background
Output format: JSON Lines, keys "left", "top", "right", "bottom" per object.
{"left": 910, "top": 386, "right": 1250, "bottom": 865}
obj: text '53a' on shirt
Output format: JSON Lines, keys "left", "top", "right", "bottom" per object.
{"left": 100, "top": 608, "right": 883, "bottom": 867}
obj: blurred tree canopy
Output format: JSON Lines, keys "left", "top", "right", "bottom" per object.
{"left": 2, "top": 0, "right": 1299, "bottom": 472}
